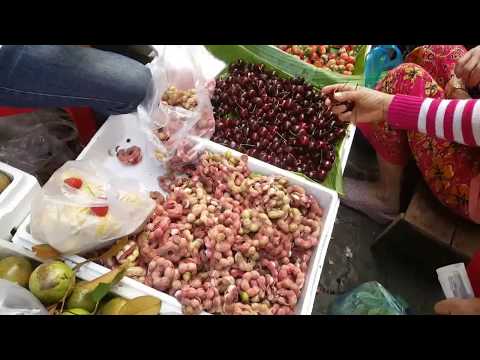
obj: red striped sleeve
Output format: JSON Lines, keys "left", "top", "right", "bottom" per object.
{"left": 387, "top": 95, "right": 423, "bottom": 131}
{"left": 387, "top": 96, "right": 480, "bottom": 146}
{"left": 425, "top": 99, "right": 441, "bottom": 137}
{"left": 462, "top": 100, "right": 476, "bottom": 146}
{"left": 443, "top": 99, "right": 459, "bottom": 141}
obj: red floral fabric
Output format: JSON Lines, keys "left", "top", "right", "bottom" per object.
{"left": 358, "top": 45, "right": 480, "bottom": 220}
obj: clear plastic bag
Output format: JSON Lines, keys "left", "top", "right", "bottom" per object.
{"left": 327, "top": 281, "right": 408, "bottom": 315}
{"left": 0, "top": 279, "right": 48, "bottom": 315}
{"left": 138, "top": 45, "right": 216, "bottom": 170}
{"left": 0, "top": 110, "right": 80, "bottom": 185}
{"left": 30, "top": 160, "right": 156, "bottom": 255}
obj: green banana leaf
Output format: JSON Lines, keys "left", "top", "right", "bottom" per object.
{"left": 206, "top": 45, "right": 367, "bottom": 87}
{"left": 243, "top": 45, "right": 367, "bottom": 86}
{"left": 204, "top": 45, "right": 364, "bottom": 193}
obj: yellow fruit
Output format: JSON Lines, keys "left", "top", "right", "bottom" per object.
{"left": 29, "top": 261, "right": 75, "bottom": 305}
{"left": 0, "top": 256, "right": 33, "bottom": 288}
{"left": 119, "top": 296, "right": 161, "bottom": 315}
{"left": 98, "top": 297, "right": 128, "bottom": 315}
{"left": 65, "top": 283, "right": 96, "bottom": 313}
{"left": 0, "top": 172, "right": 10, "bottom": 193}
{"left": 61, "top": 308, "right": 91, "bottom": 315}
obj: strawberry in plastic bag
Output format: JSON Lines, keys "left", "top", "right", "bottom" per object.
{"left": 30, "top": 160, "right": 156, "bottom": 255}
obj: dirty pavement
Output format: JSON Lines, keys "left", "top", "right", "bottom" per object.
{"left": 313, "top": 134, "right": 447, "bottom": 315}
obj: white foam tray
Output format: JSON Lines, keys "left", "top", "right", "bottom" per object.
{"left": 0, "top": 162, "right": 40, "bottom": 241}
{"left": 14, "top": 113, "right": 339, "bottom": 315}
{"left": 0, "top": 237, "right": 41, "bottom": 262}
{"left": 1, "top": 237, "right": 181, "bottom": 315}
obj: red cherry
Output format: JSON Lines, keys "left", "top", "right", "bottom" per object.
{"left": 316, "top": 169, "right": 327, "bottom": 181}
{"left": 315, "top": 140, "right": 327, "bottom": 150}
{"left": 298, "top": 128, "right": 308, "bottom": 137}
{"left": 259, "top": 126, "right": 268, "bottom": 138}
{"left": 292, "top": 124, "right": 302, "bottom": 133}
{"left": 296, "top": 135, "right": 309, "bottom": 146}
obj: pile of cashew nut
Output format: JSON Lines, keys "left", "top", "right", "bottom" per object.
{"left": 97, "top": 151, "right": 323, "bottom": 315}
{"left": 162, "top": 85, "right": 198, "bottom": 110}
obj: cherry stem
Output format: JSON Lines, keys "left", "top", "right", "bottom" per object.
{"left": 275, "top": 132, "right": 287, "bottom": 143}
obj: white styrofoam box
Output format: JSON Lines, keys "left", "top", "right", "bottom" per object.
{"left": 0, "top": 238, "right": 41, "bottom": 261}
{"left": 15, "top": 113, "right": 340, "bottom": 314}
{"left": 11, "top": 226, "right": 182, "bottom": 315}
{"left": 0, "top": 162, "right": 40, "bottom": 241}
{"left": 12, "top": 224, "right": 203, "bottom": 316}
{"left": 340, "top": 124, "right": 355, "bottom": 174}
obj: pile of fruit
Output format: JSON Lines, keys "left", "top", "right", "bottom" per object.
{"left": 0, "top": 172, "right": 10, "bottom": 194}
{"left": 95, "top": 151, "right": 323, "bottom": 315}
{"left": 277, "top": 45, "right": 358, "bottom": 75}
{"left": 0, "top": 255, "right": 161, "bottom": 315}
{"left": 210, "top": 60, "right": 347, "bottom": 183}
{"left": 162, "top": 85, "right": 198, "bottom": 110}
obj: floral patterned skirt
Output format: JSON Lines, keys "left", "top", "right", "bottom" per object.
{"left": 357, "top": 45, "right": 480, "bottom": 220}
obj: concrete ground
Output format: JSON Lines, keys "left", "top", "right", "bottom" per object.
{"left": 312, "top": 133, "right": 447, "bottom": 315}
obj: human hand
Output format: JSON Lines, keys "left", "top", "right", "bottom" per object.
{"left": 455, "top": 46, "right": 480, "bottom": 89}
{"left": 434, "top": 297, "right": 480, "bottom": 315}
{"left": 445, "top": 75, "right": 471, "bottom": 99}
{"left": 321, "top": 84, "right": 393, "bottom": 125}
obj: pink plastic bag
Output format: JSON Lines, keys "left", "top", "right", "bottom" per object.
{"left": 138, "top": 46, "right": 216, "bottom": 170}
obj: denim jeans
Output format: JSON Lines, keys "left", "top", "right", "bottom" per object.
{"left": 0, "top": 45, "right": 152, "bottom": 115}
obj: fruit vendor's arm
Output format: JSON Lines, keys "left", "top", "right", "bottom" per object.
{"left": 387, "top": 95, "right": 480, "bottom": 146}
{"left": 322, "top": 84, "right": 480, "bottom": 147}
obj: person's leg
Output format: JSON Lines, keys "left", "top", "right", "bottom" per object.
{"left": 0, "top": 45, "right": 152, "bottom": 115}
{"left": 342, "top": 152, "right": 404, "bottom": 224}
{"left": 341, "top": 65, "right": 415, "bottom": 223}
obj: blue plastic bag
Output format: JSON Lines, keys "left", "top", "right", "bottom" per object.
{"left": 328, "top": 281, "right": 408, "bottom": 315}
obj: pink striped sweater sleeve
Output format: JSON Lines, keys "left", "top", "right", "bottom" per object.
{"left": 387, "top": 95, "right": 480, "bottom": 146}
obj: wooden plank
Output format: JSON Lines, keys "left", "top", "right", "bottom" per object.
{"left": 404, "top": 183, "right": 455, "bottom": 246}
{"left": 371, "top": 216, "right": 466, "bottom": 269}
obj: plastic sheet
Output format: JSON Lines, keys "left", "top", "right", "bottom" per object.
{"left": 0, "top": 279, "right": 48, "bottom": 315}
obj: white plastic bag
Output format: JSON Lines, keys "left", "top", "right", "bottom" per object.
{"left": 30, "top": 160, "right": 156, "bottom": 255}
{"left": 0, "top": 279, "right": 48, "bottom": 315}
{"left": 138, "top": 45, "right": 216, "bottom": 169}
